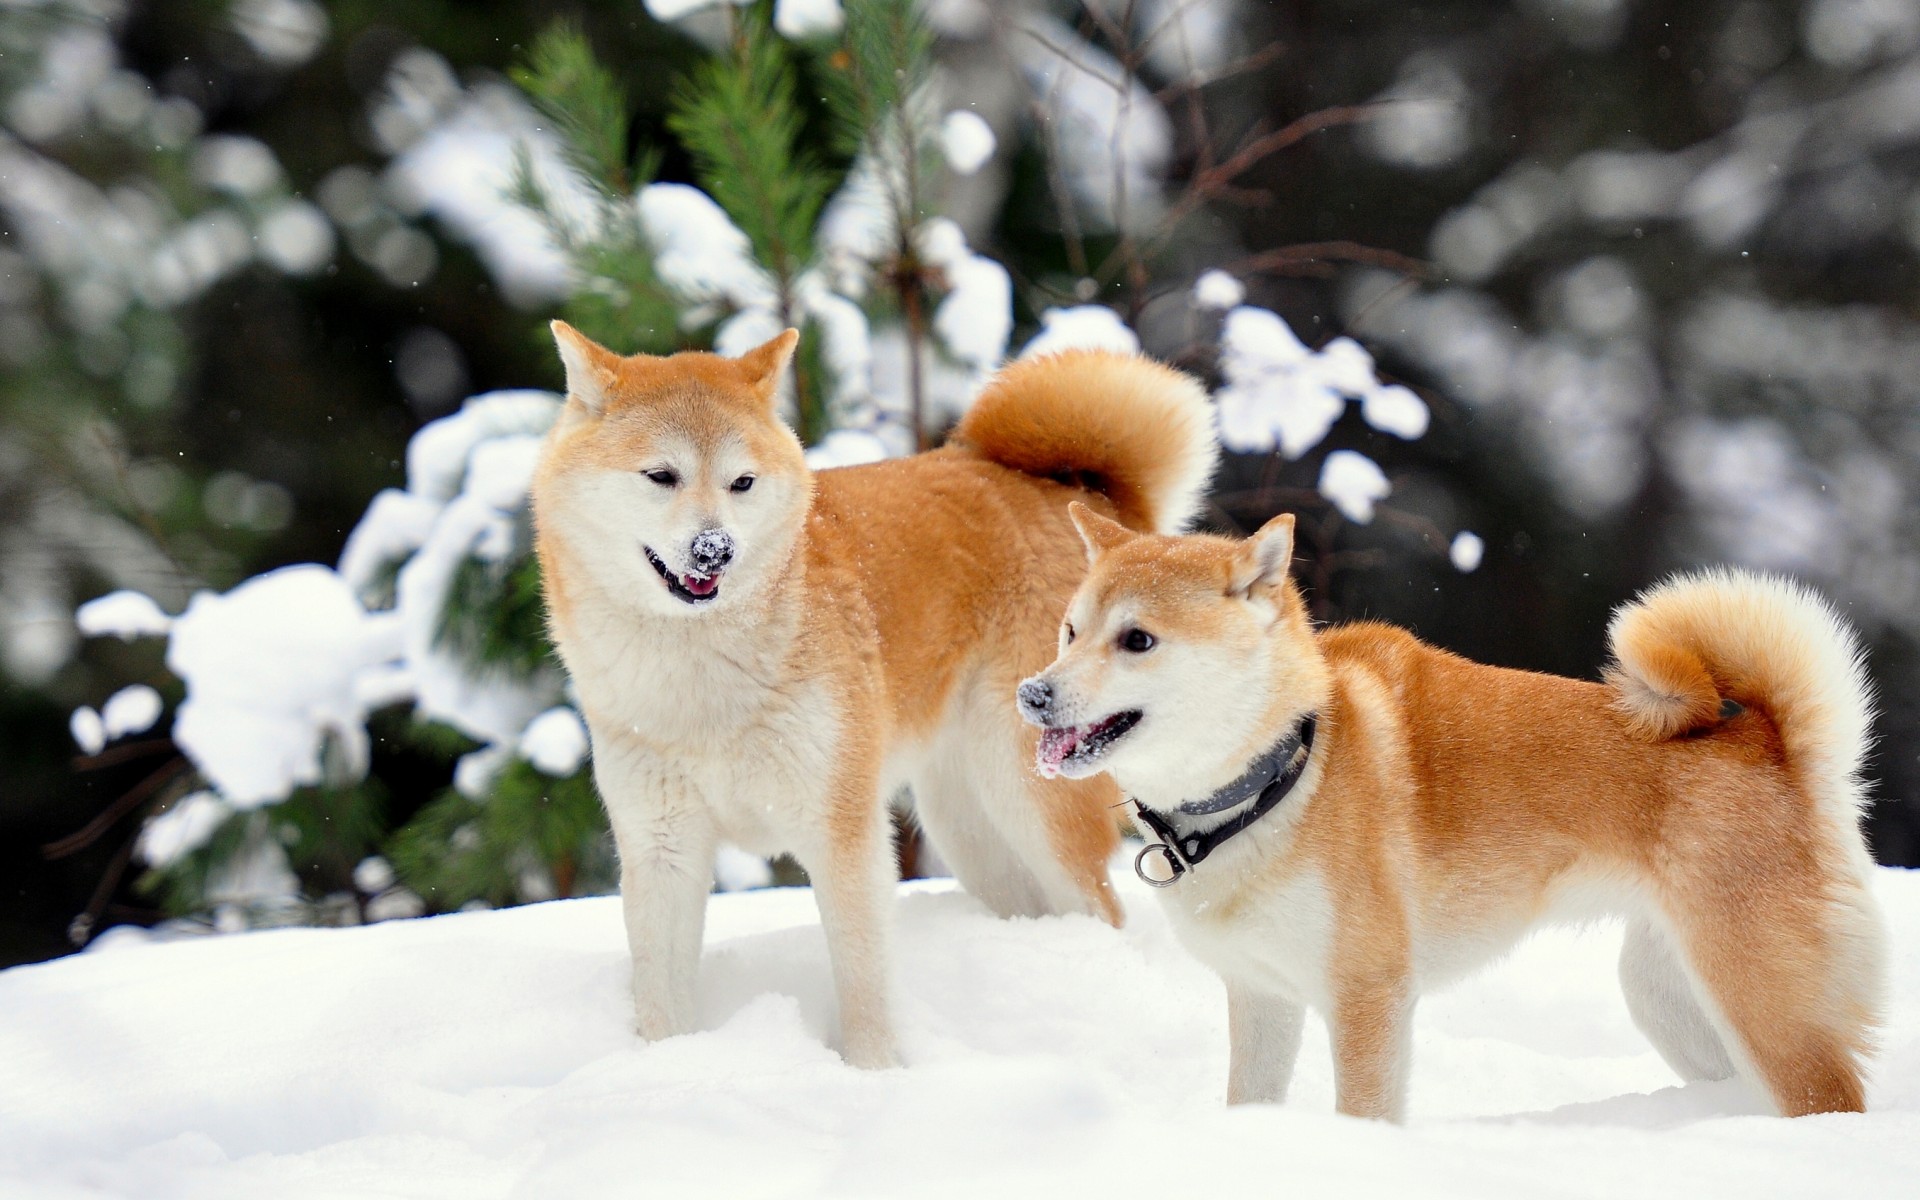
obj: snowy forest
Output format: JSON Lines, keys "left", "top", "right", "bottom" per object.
{"left": 8, "top": 0, "right": 1920, "bottom": 963}
{"left": 5, "top": 0, "right": 1920, "bottom": 1192}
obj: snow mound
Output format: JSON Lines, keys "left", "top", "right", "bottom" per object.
{"left": 4, "top": 865, "right": 1918, "bottom": 1199}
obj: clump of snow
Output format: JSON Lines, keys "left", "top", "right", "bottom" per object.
{"left": 939, "top": 110, "right": 996, "bottom": 175}
{"left": 638, "top": 183, "right": 779, "bottom": 314}
{"left": 641, "top": 182, "right": 875, "bottom": 413}
{"left": 454, "top": 744, "right": 515, "bottom": 801}
{"left": 136, "top": 792, "right": 229, "bottom": 868}
{"left": 1139, "top": 0, "right": 1235, "bottom": 79}
{"left": 405, "top": 390, "right": 561, "bottom": 504}
{"left": 1193, "top": 269, "right": 1244, "bottom": 309}
{"left": 75, "top": 590, "right": 172, "bottom": 640}
{"left": 1019, "top": 306, "right": 1141, "bottom": 358}
{"left": 1362, "top": 383, "right": 1432, "bottom": 439}
{"left": 100, "top": 685, "right": 163, "bottom": 740}
{"left": 1450, "top": 530, "right": 1486, "bottom": 573}
{"left": 68, "top": 706, "right": 105, "bottom": 756}
{"left": 814, "top": 154, "right": 897, "bottom": 298}
{"left": 367, "top": 886, "right": 427, "bottom": 922}
{"left": 1015, "top": 16, "right": 1172, "bottom": 231}
{"left": 384, "top": 82, "right": 589, "bottom": 305}
{"left": 337, "top": 489, "right": 443, "bottom": 601}
{"left": 166, "top": 565, "right": 403, "bottom": 808}
{"left": 521, "top": 707, "right": 590, "bottom": 777}
{"left": 918, "top": 218, "right": 1014, "bottom": 373}
{"left": 774, "top": 0, "right": 844, "bottom": 39}
{"left": 805, "top": 429, "right": 891, "bottom": 470}
{"left": 1215, "top": 307, "right": 1344, "bottom": 457}
{"left": 644, "top": 0, "right": 736, "bottom": 22}
{"left": 1319, "top": 450, "right": 1391, "bottom": 524}
{"left": 352, "top": 855, "right": 396, "bottom": 894}
{"left": 6, "top": 866, "right": 1920, "bottom": 1198}
{"left": 1215, "top": 307, "right": 1426, "bottom": 459}
{"left": 714, "top": 843, "right": 775, "bottom": 892}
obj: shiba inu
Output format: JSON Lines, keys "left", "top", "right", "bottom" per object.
{"left": 1020, "top": 505, "right": 1888, "bottom": 1117}
{"left": 530, "top": 326, "right": 1217, "bottom": 1067}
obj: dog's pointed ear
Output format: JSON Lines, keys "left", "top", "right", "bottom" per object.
{"left": 735, "top": 328, "right": 799, "bottom": 399}
{"left": 552, "top": 320, "right": 620, "bottom": 414}
{"left": 1068, "top": 501, "right": 1136, "bottom": 563}
{"left": 1230, "top": 513, "right": 1296, "bottom": 596}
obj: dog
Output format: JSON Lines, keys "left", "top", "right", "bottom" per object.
{"left": 529, "top": 325, "right": 1217, "bottom": 1067}
{"left": 1019, "top": 504, "right": 1888, "bottom": 1117}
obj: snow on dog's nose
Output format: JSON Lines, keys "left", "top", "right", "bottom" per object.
{"left": 1017, "top": 677, "right": 1054, "bottom": 723}
{"left": 689, "top": 528, "right": 735, "bottom": 576}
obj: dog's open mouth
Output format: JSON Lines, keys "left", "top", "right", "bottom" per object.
{"left": 644, "top": 546, "right": 723, "bottom": 605}
{"left": 1036, "top": 710, "right": 1142, "bottom": 777}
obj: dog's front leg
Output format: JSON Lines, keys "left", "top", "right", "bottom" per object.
{"left": 1329, "top": 975, "right": 1415, "bottom": 1121}
{"left": 1226, "top": 985, "right": 1305, "bottom": 1105}
{"left": 598, "top": 745, "right": 716, "bottom": 1041}
{"left": 801, "top": 772, "right": 900, "bottom": 1070}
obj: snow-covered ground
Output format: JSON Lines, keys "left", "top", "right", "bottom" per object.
{"left": 5, "top": 865, "right": 1919, "bottom": 1199}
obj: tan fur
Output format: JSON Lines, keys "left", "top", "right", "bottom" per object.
{"left": 1025, "top": 511, "right": 1888, "bottom": 1118}
{"left": 531, "top": 326, "right": 1218, "bottom": 1066}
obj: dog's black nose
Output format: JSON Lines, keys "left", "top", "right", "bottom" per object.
{"left": 1017, "top": 678, "right": 1053, "bottom": 718}
{"left": 689, "top": 528, "right": 734, "bottom": 574}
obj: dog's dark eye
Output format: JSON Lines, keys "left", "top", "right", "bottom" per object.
{"left": 645, "top": 469, "right": 678, "bottom": 487}
{"left": 730, "top": 474, "right": 755, "bottom": 493}
{"left": 1063, "top": 623, "right": 1076, "bottom": 644}
{"left": 1120, "top": 628, "right": 1156, "bottom": 653}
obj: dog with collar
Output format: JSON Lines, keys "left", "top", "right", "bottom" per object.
{"left": 1019, "top": 504, "right": 1887, "bottom": 1118}
{"left": 531, "top": 328, "right": 1216, "bottom": 1068}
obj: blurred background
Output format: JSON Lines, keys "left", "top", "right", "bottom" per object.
{"left": 5, "top": 0, "right": 1918, "bottom": 968}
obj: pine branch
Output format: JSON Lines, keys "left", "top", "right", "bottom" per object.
{"left": 669, "top": 13, "right": 834, "bottom": 286}
{"left": 815, "top": 0, "right": 937, "bottom": 445}
{"left": 434, "top": 550, "right": 556, "bottom": 681}
{"left": 511, "top": 21, "right": 637, "bottom": 196}
{"left": 390, "top": 762, "right": 614, "bottom": 910}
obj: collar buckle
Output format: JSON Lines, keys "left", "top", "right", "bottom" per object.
{"left": 1134, "top": 841, "right": 1187, "bottom": 888}
{"left": 1127, "top": 713, "right": 1319, "bottom": 888}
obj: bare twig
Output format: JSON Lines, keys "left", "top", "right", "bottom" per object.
{"left": 67, "top": 832, "right": 140, "bottom": 948}
{"left": 43, "top": 756, "right": 192, "bottom": 861}
{"left": 72, "top": 737, "right": 177, "bottom": 772}
{"left": 1237, "top": 241, "right": 1430, "bottom": 280}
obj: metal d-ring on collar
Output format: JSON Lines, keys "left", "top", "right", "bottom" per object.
{"left": 1131, "top": 714, "right": 1319, "bottom": 888}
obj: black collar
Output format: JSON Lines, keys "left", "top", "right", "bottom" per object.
{"left": 1131, "top": 715, "right": 1318, "bottom": 888}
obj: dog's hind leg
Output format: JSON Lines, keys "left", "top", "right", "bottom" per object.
{"left": 1227, "top": 985, "right": 1306, "bottom": 1105}
{"left": 1619, "top": 917, "right": 1736, "bottom": 1083}
{"left": 911, "top": 759, "right": 1054, "bottom": 920}
{"left": 972, "top": 685, "right": 1124, "bottom": 924}
{"left": 1657, "top": 868, "right": 1878, "bottom": 1115}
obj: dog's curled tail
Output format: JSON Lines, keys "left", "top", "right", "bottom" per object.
{"left": 1605, "top": 568, "right": 1874, "bottom": 818}
{"left": 952, "top": 349, "right": 1219, "bottom": 534}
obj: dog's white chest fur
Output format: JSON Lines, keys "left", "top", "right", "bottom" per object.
{"left": 1160, "top": 859, "right": 1336, "bottom": 1009}
{"left": 558, "top": 596, "right": 841, "bottom": 856}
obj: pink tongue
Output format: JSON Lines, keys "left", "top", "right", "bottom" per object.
{"left": 681, "top": 573, "right": 718, "bottom": 596}
{"left": 1038, "top": 726, "right": 1082, "bottom": 769}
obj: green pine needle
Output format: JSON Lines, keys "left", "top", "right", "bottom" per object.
{"left": 434, "top": 552, "right": 555, "bottom": 681}
{"left": 668, "top": 10, "right": 836, "bottom": 284}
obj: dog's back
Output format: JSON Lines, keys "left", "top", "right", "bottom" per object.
{"left": 805, "top": 351, "right": 1219, "bottom": 923}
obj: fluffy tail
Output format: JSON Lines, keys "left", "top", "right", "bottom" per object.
{"left": 951, "top": 349, "right": 1218, "bottom": 534}
{"left": 1604, "top": 569, "right": 1874, "bottom": 820}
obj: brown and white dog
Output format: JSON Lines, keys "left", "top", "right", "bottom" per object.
{"left": 529, "top": 326, "right": 1216, "bottom": 1067}
{"left": 1020, "top": 504, "right": 1887, "bottom": 1118}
